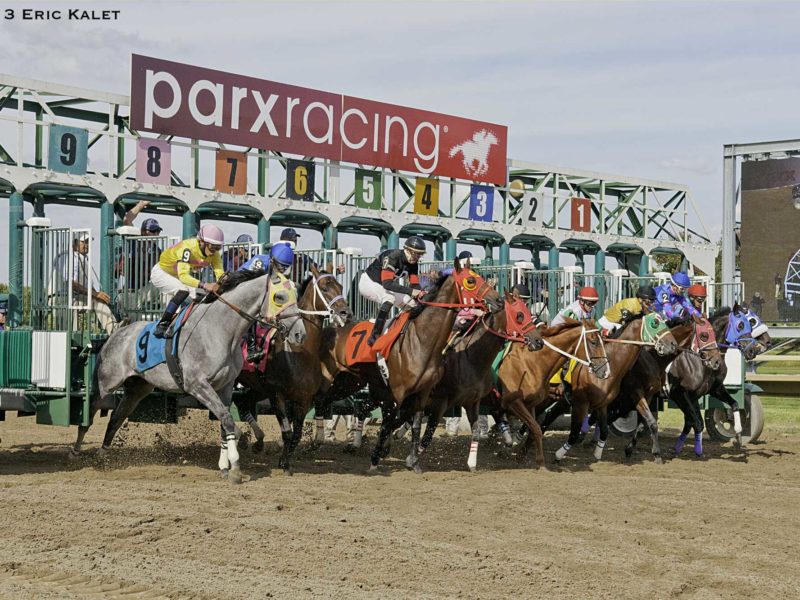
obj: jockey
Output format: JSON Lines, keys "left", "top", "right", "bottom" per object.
{"left": 687, "top": 283, "right": 707, "bottom": 314}
{"left": 654, "top": 272, "right": 701, "bottom": 323}
{"left": 151, "top": 224, "right": 225, "bottom": 338}
{"left": 550, "top": 286, "right": 599, "bottom": 327}
{"left": 359, "top": 236, "right": 427, "bottom": 346}
{"left": 237, "top": 243, "right": 295, "bottom": 362}
{"left": 598, "top": 285, "right": 656, "bottom": 335}
{"left": 238, "top": 243, "right": 295, "bottom": 275}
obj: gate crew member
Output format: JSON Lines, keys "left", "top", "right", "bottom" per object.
{"left": 53, "top": 233, "right": 119, "bottom": 335}
{"left": 151, "top": 224, "right": 225, "bottom": 338}
{"left": 654, "top": 272, "right": 702, "bottom": 323}
{"left": 550, "top": 286, "right": 599, "bottom": 327}
{"left": 359, "top": 236, "right": 427, "bottom": 346}
{"left": 597, "top": 285, "right": 656, "bottom": 335}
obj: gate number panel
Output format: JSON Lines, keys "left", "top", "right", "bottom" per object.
{"left": 413, "top": 177, "right": 439, "bottom": 216}
{"left": 468, "top": 184, "right": 494, "bottom": 222}
{"left": 215, "top": 150, "right": 248, "bottom": 195}
{"left": 286, "top": 159, "right": 315, "bottom": 201}
{"left": 571, "top": 197, "right": 591, "bottom": 232}
{"left": 48, "top": 125, "right": 88, "bottom": 175}
{"left": 136, "top": 139, "right": 172, "bottom": 185}
{"left": 355, "top": 168, "right": 382, "bottom": 210}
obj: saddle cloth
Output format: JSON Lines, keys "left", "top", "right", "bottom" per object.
{"left": 239, "top": 324, "right": 277, "bottom": 373}
{"left": 344, "top": 312, "right": 411, "bottom": 366}
{"left": 134, "top": 305, "right": 190, "bottom": 373}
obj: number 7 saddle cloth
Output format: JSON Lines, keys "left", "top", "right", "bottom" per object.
{"left": 344, "top": 312, "right": 411, "bottom": 366}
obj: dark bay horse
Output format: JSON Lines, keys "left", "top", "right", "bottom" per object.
{"left": 235, "top": 265, "right": 352, "bottom": 473}
{"left": 71, "top": 271, "right": 306, "bottom": 484}
{"left": 412, "top": 288, "right": 543, "bottom": 471}
{"left": 319, "top": 259, "right": 502, "bottom": 473}
{"left": 665, "top": 305, "right": 771, "bottom": 456}
{"left": 614, "top": 319, "right": 719, "bottom": 461}
{"left": 553, "top": 313, "right": 678, "bottom": 464}
{"left": 491, "top": 319, "right": 610, "bottom": 470}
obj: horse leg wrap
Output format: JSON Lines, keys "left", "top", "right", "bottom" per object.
{"left": 733, "top": 410, "right": 742, "bottom": 434}
{"left": 498, "top": 421, "right": 513, "bottom": 447}
{"left": 225, "top": 433, "right": 240, "bottom": 469}
{"left": 693, "top": 433, "right": 703, "bottom": 456}
{"left": 467, "top": 441, "right": 479, "bottom": 472}
{"left": 352, "top": 419, "right": 363, "bottom": 448}
{"left": 593, "top": 439, "right": 606, "bottom": 461}
{"left": 514, "top": 429, "right": 527, "bottom": 446}
{"left": 315, "top": 416, "right": 325, "bottom": 442}
{"left": 674, "top": 432, "right": 687, "bottom": 454}
{"left": 555, "top": 442, "right": 571, "bottom": 461}
{"left": 580, "top": 415, "right": 590, "bottom": 435}
{"left": 593, "top": 424, "right": 601, "bottom": 442}
{"left": 218, "top": 442, "right": 230, "bottom": 472}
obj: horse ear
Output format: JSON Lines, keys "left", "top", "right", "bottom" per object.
{"left": 464, "top": 257, "right": 472, "bottom": 269}
{"left": 311, "top": 262, "right": 321, "bottom": 276}
{"left": 733, "top": 302, "right": 741, "bottom": 313}
{"left": 454, "top": 257, "right": 462, "bottom": 273}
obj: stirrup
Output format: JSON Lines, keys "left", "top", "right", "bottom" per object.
{"left": 367, "top": 333, "right": 379, "bottom": 347}
{"left": 154, "top": 322, "right": 171, "bottom": 339}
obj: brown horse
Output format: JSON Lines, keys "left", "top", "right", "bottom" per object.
{"left": 235, "top": 265, "right": 352, "bottom": 474}
{"left": 610, "top": 320, "right": 719, "bottom": 462}
{"left": 553, "top": 312, "right": 678, "bottom": 464}
{"left": 413, "top": 288, "right": 544, "bottom": 471}
{"left": 492, "top": 320, "right": 611, "bottom": 470}
{"left": 319, "top": 259, "right": 502, "bottom": 473}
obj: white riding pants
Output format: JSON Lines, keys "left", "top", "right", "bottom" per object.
{"left": 358, "top": 273, "right": 411, "bottom": 308}
{"left": 150, "top": 264, "right": 201, "bottom": 300}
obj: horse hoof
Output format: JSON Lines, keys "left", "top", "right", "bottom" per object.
{"left": 219, "top": 468, "right": 229, "bottom": 479}
{"left": 624, "top": 447, "right": 634, "bottom": 458}
{"left": 654, "top": 455, "right": 664, "bottom": 465}
{"left": 252, "top": 439, "right": 265, "bottom": 453}
{"left": 468, "top": 465, "right": 477, "bottom": 473}
{"left": 237, "top": 437, "right": 249, "bottom": 451}
{"left": 228, "top": 467, "right": 243, "bottom": 484}
{"left": 283, "top": 468, "right": 293, "bottom": 477}
{"left": 343, "top": 444, "right": 356, "bottom": 454}
{"left": 68, "top": 448, "right": 82, "bottom": 460}
{"left": 367, "top": 464, "right": 379, "bottom": 474}
{"left": 95, "top": 447, "right": 108, "bottom": 459}
{"left": 405, "top": 455, "right": 415, "bottom": 469}
{"left": 413, "top": 463, "right": 423, "bottom": 475}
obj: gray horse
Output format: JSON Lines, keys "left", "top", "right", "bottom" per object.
{"left": 71, "top": 271, "right": 306, "bottom": 484}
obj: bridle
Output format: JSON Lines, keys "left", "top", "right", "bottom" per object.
{"left": 210, "top": 273, "right": 300, "bottom": 335}
{"left": 542, "top": 322, "right": 610, "bottom": 380}
{"left": 297, "top": 272, "right": 348, "bottom": 327}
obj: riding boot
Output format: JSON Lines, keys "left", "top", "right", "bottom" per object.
{"left": 154, "top": 290, "right": 189, "bottom": 338}
{"left": 245, "top": 323, "right": 264, "bottom": 363}
{"left": 368, "top": 301, "right": 393, "bottom": 346}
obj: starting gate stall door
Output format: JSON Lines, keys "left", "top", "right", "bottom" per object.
{"left": 116, "top": 234, "right": 181, "bottom": 322}
{"left": 343, "top": 255, "right": 379, "bottom": 322}
{"left": 475, "top": 264, "right": 516, "bottom": 294}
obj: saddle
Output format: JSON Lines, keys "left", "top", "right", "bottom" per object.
{"left": 344, "top": 312, "right": 411, "bottom": 366}
{"left": 134, "top": 304, "right": 195, "bottom": 374}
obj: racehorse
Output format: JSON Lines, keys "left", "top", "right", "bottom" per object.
{"left": 552, "top": 312, "right": 678, "bottom": 464}
{"left": 234, "top": 265, "right": 352, "bottom": 474}
{"left": 665, "top": 305, "right": 771, "bottom": 456}
{"left": 615, "top": 319, "right": 719, "bottom": 461}
{"left": 318, "top": 259, "right": 503, "bottom": 473}
{"left": 71, "top": 271, "right": 306, "bottom": 484}
{"left": 489, "top": 319, "right": 610, "bottom": 470}
{"left": 412, "top": 288, "right": 543, "bottom": 471}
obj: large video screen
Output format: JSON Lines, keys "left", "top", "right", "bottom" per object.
{"left": 740, "top": 158, "right": 800, "bottom": 321}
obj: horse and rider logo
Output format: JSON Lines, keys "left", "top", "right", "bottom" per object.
{"left": 448, "top": 129, "right": 499, "bottom": 180}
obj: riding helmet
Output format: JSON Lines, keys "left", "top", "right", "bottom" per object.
{"left": 671, "top": 272, "right": 691, "bottom": 288}
{"left": 688, "top": 284, "right": 707, "bottom": 298}
{"left": 271, "top": 243, "right": 295, "bottom": 267}
{"left": 197, "top": 224, "right": 225, "bottom": 246}
{"left": 404, "top": 236, "right": 426, "bottom": 254}
{"left": 636, "top": 285, "right": 656, "bottom": 301}
{"left": 578, "top": 286, "right": 599, "bottom": 301}
{"left": 512, "top": 283, "right": 532, "bottom": 300}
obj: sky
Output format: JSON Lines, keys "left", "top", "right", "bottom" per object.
{"left": 2, "top": 0, "right": 799, "bottom": 281}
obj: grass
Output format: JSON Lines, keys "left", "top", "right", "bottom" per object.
{"left": 658, "top": 395, "right": 800, "bottom": 433}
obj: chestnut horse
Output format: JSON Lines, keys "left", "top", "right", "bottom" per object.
{"left": 318, "top": 259, "right": 502, "bottom": 473}
{"left": 553, "top": 312, "right": 678, "bottom": 464}
{"left": 235, "top": 265, "right": 352, "bottom": 474}
{"left": 492, "top": 319, "right": 611, "bottom": 470}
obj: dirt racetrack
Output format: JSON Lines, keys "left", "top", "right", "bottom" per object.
{"left": 1, "top": 410, "right": 798, "bottom": 600}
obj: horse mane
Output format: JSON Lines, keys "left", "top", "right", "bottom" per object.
{"left": 217, "top": 269, "right": 263, "bottom": 295}
{"left": 711, "top": 307, "right": 731, "bottom": 319}
{"left": 540, "top": 320, "right": 582, "bottom": 337}
{"left": 408, "top": 272, "right": 450, "bottom": 319}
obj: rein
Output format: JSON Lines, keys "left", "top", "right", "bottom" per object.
{"left": 541, "top": 324, "right": 608, "bottom": 373}
{"left": 211, "top": 289, "right": 282, "bottom": 331}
